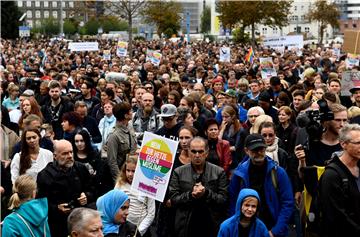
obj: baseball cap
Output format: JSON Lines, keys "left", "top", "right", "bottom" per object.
{"left": 158, "top": 104, "right": 177, "bottom": 118}
{"left": 225, "top": 89, "right": 237, "bottom": 98}
{"left": 245, "top": 134, "right": 267, "bottom": 150}
{"left": 350, "top": 86, "right": 360, "bottom": 94}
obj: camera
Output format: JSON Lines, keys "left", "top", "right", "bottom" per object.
{"left": 296, "top": 99, "right": 334, "bottom": 142}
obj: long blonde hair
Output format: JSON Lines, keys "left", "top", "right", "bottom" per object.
{"left": 8, "top": 175, "right": 37, "bottom": 210}
{"left": 115, "top": 154, "right": 138, "bottom": 187}
{"left": 250, "top": 115, "right": 273, "bottom": 134}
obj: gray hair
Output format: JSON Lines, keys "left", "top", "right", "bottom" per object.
{"left": 67, "top": 208, "right": 101, "bottom": 235}
{"left": 189, "top": 136, "right": 209, "bottom": 151}
{"left": 339, "top": 123, "right": 360, "bottom": 143}
{"left": 247, "top": 106, "right": 265, "bottom": 117}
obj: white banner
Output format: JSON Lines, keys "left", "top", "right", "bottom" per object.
{"left": 219, "top": 47, "right": 231, "bottom": 62}
{"left": 68, "top": 42, "right": 99, "bottom": 52}
{"left": 131, "top": 132, "right": 179, "bottom": 202}
{"left": 263, "top": 35, "right": 304, "bottom": 51}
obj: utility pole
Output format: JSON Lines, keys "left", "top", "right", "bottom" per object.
{"left": 60, "top": 0, "right": 64, "bottom": 36}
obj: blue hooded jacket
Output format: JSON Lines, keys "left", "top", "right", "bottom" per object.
{"left": 218, "top": 189, "right": 269, "bottom": 237}
{"left": 229, "top": 157, "right": 294, "bottom": 237}
{"left": 96, "top": 189, "right": 129, "bottom": 235}
{"left": 2, "top": 198, "right": 51, "bottom": 237}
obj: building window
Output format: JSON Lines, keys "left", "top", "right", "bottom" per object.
{"left": 62, "top": 11, "right": 66, "bottom": 18}
{"left": 18, "top": 1, "right": 23, "bottom": 7}
{"left": 35, "top": 10, "right": 41, "bottom": 18}
{"left": 26, "top": 10, "right": 32, "bottom": 18}
{"left": 35, "top": 1, "right": 40, "bottom": 7}
{"left": 273, "top": 27, "right": 278, "bottom": 34}
{"left": 62, "top": 1, "right": 66, "bottom": 7}
{"left": 354, "top": 23, "right": 357, "bottom": 28}
{"left": 305, "top": 27, "right": 310, "bottom": 33}
{"left": 345, "top": 23, "right": 348, "bottom": 28}
{"left": 27, "top": 20, "right": 33, "bottom": 28}
{"left": 52, "top": 11, "right": 58, "bottom": 19}
{"left": 44, "top": 11, "right": 49, "bottom": 18}
{"left": 294, "top": 27, "right": 297, "bottom": 31}
{"left": 52, "top": 1, "right": 57, "bottom": 8}
{"left": 44, "top": 1, "right": 48, "bottom": 7}
{"left": 69, "top": 1, "right": 74, "bottom": 8}
{"left": 26, "top": 1, "right": 31, "bottom": 7}
{"left": 301, "top": 15, "right": 305, "bottom": 21}
{"left": 294, "top": 6, "right": 297, "bottom": 11}
{"left": 262, "top": 27, "right": 267, "bottom": 35}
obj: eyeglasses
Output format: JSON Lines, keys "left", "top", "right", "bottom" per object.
{"left": 144, "top": 86, "right": 153, "bottom": 90}
{"left": 190, "top": 149, "right": 205, "bottom": 154}
{"left": 162, "top": 116, "right": 175, "bottom": 121}
{"left": 262, "top": 133, "right": 274, "bottom": 138}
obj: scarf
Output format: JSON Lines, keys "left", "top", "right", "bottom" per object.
{"left": 96, "top": 189, "right": 129, "bottom": 235}
{"left": 265, "top": 137, "right": 279, "bottom": 164}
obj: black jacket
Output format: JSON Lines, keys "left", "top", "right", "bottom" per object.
{"left": 81, "top": 115, "right": 102, "bottom": 143}
{"left": 104, "top": 221, "right": 140, "bottom": 237}
{"left": 319, "top": 155, "right": 360, "bottom": 237}
{"left": 41, "top": 97, "right": 74, "bottom": 139}
{"left": 37, "top": 161, "right": 94, "bottom": 237}
{"left": 169, "top": 162, "right": 228, "bottom": 237}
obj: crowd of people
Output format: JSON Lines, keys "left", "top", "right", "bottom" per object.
{"left": 0, "top": 37, "right": 360, "bottom": 237}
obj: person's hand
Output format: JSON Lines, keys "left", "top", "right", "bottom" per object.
{"left": 165, "top": 199, "right": 172, "bottom": 208}
{"left": 58, "top": 203, "right": 72, "bottom": 214}
{"left": 230, "top": 146, "right": 236, "bottom": 152}
{"left": 269, "top": 230, "right": 274, "bottom": 237}
{"left": 294, "top": 145, "right": 306, "bottom": 161}
{"left": 295, "top": 192, "right": 302, "bottom": 207}
{"left": 220, "top": 120, "right": 228, "bottom": 130}
{"left": 192, "top": 183, "right": 205, "bottom": 199}
{"left": 0, "top": 186, "right": 5, "bottom": 194}
{"left": 77, "top": 192, "right": 87, "bottom": 206}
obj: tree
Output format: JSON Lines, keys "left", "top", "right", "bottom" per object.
{"left": 141, "top": 1, "right": 183, "bottom": 38}
{"left": 42, "top": 17, "right": 60, "bottom": 36}
{"left": 105, "top": 0, "right": 146, "bottom": 58}
{"left": 63, "top": 19, "right": 78, "bottom": 35}
{"left": 84, "top": 18, "right": 100, "bottom": 35}
{"left": 1, "top": 1, "right": 23, "bottom": 39}
{"left": 307, "top": 0, "right": 340, "bottom": 45}
{"left": 99, "top": 16, "right": 128, "bottom": 33}
{"left": 216, "top": 0, "right": 292, "bottom": 47}
{"left": 200, "top": 5, "right": 211, "bottom": 34}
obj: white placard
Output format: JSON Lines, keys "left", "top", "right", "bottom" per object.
{"left": 68, "top": 42, "right": 99, "bottom": 52}
{"left": 220, "top": 47, "right": 231, "bottom": 62}
{"left": 131, "top": 132, "right": 179, "bottom": 202}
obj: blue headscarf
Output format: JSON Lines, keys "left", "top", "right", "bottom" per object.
{"left": 96, "top": 189, "right": 129, "bottom": 235}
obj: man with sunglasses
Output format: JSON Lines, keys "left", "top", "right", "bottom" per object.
{"left": 169, "top": 137, "right": 228, "bottom": 237}
{"left": 229, "top": 134, "right": 294, "bottom": 237}
{"left": 156, "top": 104, "right": 181, "bottom": 141}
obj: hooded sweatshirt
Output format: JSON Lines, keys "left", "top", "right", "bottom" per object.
{"left": 218, "top": 189, "right": 269, "bottom": 237}
{"left": 2, "top": 198, "right": 51, "bottom": 237}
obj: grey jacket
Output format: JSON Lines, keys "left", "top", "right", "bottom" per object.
{"left": 169, "top": 162, "right": 228, "bottom": 237}
{"left": 105, "top": 123, "right": 137, "bottom": 181}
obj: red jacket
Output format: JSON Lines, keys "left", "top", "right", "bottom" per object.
{"left": 216, "top": 139, "right": 232, "bottom": 178}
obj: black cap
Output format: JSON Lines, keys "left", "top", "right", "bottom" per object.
{"left": 245, "top": 134, "right": 267, "bottom": 150}
{"left": 258, "top": 91, "right": 271, "bottom": 103}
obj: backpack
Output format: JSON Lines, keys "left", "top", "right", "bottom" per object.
{"left": 302, "top": 161, "right": 350, "bottom": 234}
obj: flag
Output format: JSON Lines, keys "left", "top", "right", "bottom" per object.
{"left": 245, "top": 47, "right": 254, "bottom": 64}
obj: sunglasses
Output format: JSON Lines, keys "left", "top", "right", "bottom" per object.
{"left": 190, "top": 149, "right": 205, "bottom": 154}
{"left": 262, "top": 133, "right": 274, "bottom": 138}
{"left": 162, "top": 116, "right": 175, "bottom": 121}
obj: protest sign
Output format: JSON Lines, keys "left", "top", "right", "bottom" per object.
{"left": 219, "top": 46, "right": 231, "bottom": 62}
{"left": 343, "top": 30, "right": 360, "bottom": 54}
{"left": 260, "top": 57, "right": 277, "bottom": 79}
{"left": 341, "top": 71, "right": 360, "bottom": 96}
{"left": 263, "top": 35, "right": 303, "bottom": 51}
{"left": 116, "top": 41, "right": 128, "bottom": 57}
{"left": 146, "top": 49, "right": 162, "bottom": 66}
{"left": 131, "top": 132, "right": 178, "bottom": 202}
{"left": 103, "top": 50, "right": 111, "bottom": 60}
{"left": 68, "top": 42, "right": 99, "bottom": 52}
{"left": 345, "top": 53, "right": 360, "bottom": 69}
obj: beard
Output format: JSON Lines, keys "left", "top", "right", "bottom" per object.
{"left": 143, "top": 105, "right": 153, "bottom": 114}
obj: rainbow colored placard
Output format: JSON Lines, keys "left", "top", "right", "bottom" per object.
{"left": 131, "top": 132, "right": 178, "bottom": 202}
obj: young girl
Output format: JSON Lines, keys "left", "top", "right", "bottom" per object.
{"left": 2, "top": 175, "right": 51, "bottom": 237}
{"left": 218, "top": 188, "right": 269, "bottom": 237}
{"left": 115, "top": 155, "right": 155, "bottom": 237}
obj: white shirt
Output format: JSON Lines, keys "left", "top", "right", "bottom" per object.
{"left": 11, "top": 148, "right": 53, "bottom": 183}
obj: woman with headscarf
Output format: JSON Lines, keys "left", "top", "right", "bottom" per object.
{"left": 96, "top": 189, "right": 140, "bottom": 237}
